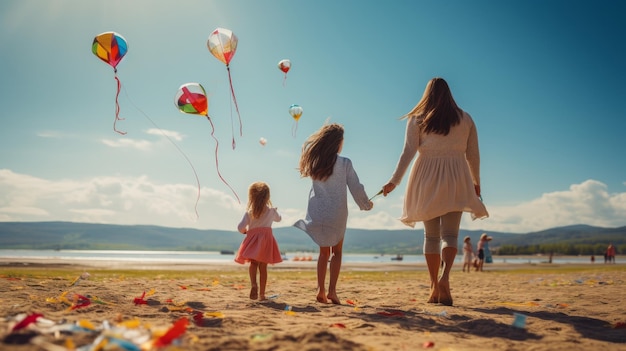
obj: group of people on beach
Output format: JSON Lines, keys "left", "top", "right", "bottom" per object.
{"left": 604, "top": 243, "right": 616, "bottom": 263}
{"left": 234, "top": 77, "right": 489, "bottom": 306}
{"left": 461, "top": 233, "right": 493, "bottom": 273}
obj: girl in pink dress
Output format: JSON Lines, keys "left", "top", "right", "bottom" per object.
{"left": 235, "top": 182, "right": 282, "bottom": 300}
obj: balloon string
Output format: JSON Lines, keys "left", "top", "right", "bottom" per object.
{"left": 283, "top": 73, "right": 287, "bottom": 87}
{"left": 113, "top": 72, "right": 127, "bottom": 135}
{"left": 206, "top": 116, "right": 241, "bottom": 204}
{"left": 369, "top": 189, "right": 384, "bottom": 201}
{"left": 226, "top": 65, "right": 242, "bottom": 141}
{"left": 292, "top": 120, "right": 298, "bottom": 138}
{"left": 122, "top": 85, "right": 201, "bottom": 220}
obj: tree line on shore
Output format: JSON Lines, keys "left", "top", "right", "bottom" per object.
{"left": 495, "top": 243, "right": 622, "bottom": 256}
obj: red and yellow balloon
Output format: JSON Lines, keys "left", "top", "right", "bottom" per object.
{"left": 92, "top": 31, "right": 129, "bottom": 135}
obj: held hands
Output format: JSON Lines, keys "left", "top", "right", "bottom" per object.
{"left": 382, "top": 182, "right": 396, "bottom": 196}
{"left": 381, "top": 182, "right": 480, "bottom": 199}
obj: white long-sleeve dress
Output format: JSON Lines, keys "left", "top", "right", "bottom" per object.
{"left": 294, "top": 156, "right": 372, "bottom": 247}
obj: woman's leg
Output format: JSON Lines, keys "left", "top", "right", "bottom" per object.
{"left": 249, "top": 260, "right": 259, "bottom": 300}
{"left": 327, "top": 239, "right": 344, "bottom": 304}
{"left": 317, "top": 247, "right": 331, "bottom": 303}
{"left": 423, "top": 217, "right": 442, "bottom": 303}
{"left": 258, "top": 262, "right": 268, "bottom": 300}
{"left": 438, "top": 211, "right": 462, "bottom": 306}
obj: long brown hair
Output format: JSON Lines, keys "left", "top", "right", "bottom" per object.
{"left": 403, "top": 77, "right": 461, "bottom": 135}
{"left": 247, "top": 182, "right": 272, "bottom": 219}
{"left": 298, "top": 123, "right": 344, "bottom": 181}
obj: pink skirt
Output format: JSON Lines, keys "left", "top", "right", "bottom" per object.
{"left": 234, "top": 227, "right": 282, "bottom": 264}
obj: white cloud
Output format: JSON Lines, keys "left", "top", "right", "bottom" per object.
{"left": 0, "top": 170, "right": 624, "bottom": 233}
{"left": 101, "top": 138, "right": 152, "bottom": 150}
{"left": 145, "top": 128, "right": 184, "bottom": 141}
{"left": 0, "top": 169, "right": 244, "bottom": 230}
{"left": 343, "top": 179, "right": 626, "bottom": 233}
{"left": 37, "top": 130, "right": 75, "bottom": 139}
{"left": 99, "top": 129, "right": 185, "bottom": 151}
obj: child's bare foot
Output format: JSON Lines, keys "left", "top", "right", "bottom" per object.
{"left": 316, "top": 294, "right": 328, "bottom": 303}
{"left": 250, "top": 286, "right": 258, "bottom": 300}
{"left": 259, "top": 295, "right": 267, "bottom": 301}
{"left": 327, "top": 294, "right": 341, "bottom": 305}
{"left": 438, "top": 280, "right": 453, "bottom": 306}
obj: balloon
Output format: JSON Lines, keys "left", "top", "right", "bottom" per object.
{"left": 207, "top": 28, "right": 242, "bottom": 149}
{"left": 278, "top": 59, "right": 291, "bottom": 73}
{"left": 207, "top": 28, "right": 238, "bottom": 65}
{"left": 92, "top": 31, "right": 128, "bottom": 135}
{"left": 174, "top": 83, "right": 240, "bottom": 203}
{"left": 289, "top": 104, "right": 303, "bottom": 137}
{"left": 92, "top": 32, "right": 128, "bottom": 70}
{"left": 278, "top": 59, "right": 291, "bottom": 86}
{"left": 175, "top": 83, "right": 208, "bottom": 116}
{"left": 259, "top": 137, "right": 267, "bottom": 146}
{"left": 289, "top": 104, "right": 303, "bottom": 121}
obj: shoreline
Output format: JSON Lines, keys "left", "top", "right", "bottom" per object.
{"left": 0, "top": 256, "right": 621, "bottom": 272}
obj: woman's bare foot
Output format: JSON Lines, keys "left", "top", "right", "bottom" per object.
{"left": 250, "top": 286, "right": 258, "bottom": 300}
{"left": 427, "top": 290, "right": 439, "bottom": 303}
{"left": 438, "top": 280, "right": 453, "bottom": 306}
{"left": 316, "top": 294, "right": 328, "bottom": 303}
{"left": 327, "top": 294, "right": 341, "bottom": 305}
{"left": 259, "top": 295, "right": 267, "bottom": 301}
{"left": 427, "top": 282, "right": 439, "bottom": 303}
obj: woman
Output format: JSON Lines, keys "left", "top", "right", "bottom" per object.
{"left": 382, "top": 77, "right": 488, "bottom": 306}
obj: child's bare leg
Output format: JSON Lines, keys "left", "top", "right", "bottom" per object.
{"left": 258, "top": 262, "right": 268, "bottom": 300}
{"left": 249, "top": 261, "right": 259, "bottom": 300}
{"left": 316, "top": 247, "right": 331, "bottom": 303}
{"left": 327, "top": 240, "right": 343, "bottom": 304}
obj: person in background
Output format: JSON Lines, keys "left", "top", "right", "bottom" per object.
{"left": 294, "top": 123, "right": 374, "bottom": 304}
{"left": 382, "top": 77, "right": 488, "bottom": 306}
{"left": 476, "top": 233, "right": 492, "bottom": 271}
{"left": 462, "top": 236, "right": 475, "bottom": 272}
{"left": 607, "top": 243, "right": 616, "bottom": 263}
{"left": 235, "top": 182, "right": 283, "bottom": 301}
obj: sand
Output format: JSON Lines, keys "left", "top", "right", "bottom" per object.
{"left": 1, "top": 259, "right": 625, "bottom": 351}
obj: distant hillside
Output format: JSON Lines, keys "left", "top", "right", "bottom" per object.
{"left": 0, "top": 222, "right": 623, "bottom": 254}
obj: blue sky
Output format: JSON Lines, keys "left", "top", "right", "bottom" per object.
{"left": 1, "top": 0, "right": 624, "bottom": 234}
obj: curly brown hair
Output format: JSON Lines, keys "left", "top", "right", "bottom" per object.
{"left": 298, "top": 123, "right": 344, "bottom": 181}
{"left": 247, "top": 182, "right": 272, "bottom": 219}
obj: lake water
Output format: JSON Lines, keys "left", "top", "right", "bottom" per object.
{"left": 0, "top": 249, "right": 614, "bottom": 265}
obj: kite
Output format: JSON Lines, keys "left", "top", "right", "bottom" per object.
{"left": 289, "top": 104, "right": 303, "bottom": 137}
{"left": 175, "top": 82, "right": 240, "bottom": 203}
{"left": 207, "top": 27, "right": 242, "bottom": 149}
{"left": 153, "top": 317, "right": 189, "bottom": 348}
{"left": 278, "top": 59, "right": 291, "bottom": 86}
{"left": 92, "top": 31, "right": 128, "bottom": 135}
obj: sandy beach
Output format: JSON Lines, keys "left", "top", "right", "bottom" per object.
{"left": 1, "top": 259, "right": 624, "bottom": 351}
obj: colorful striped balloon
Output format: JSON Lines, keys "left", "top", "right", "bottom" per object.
{"left": 92, "top": 32, "right": 128, "bottom": 71}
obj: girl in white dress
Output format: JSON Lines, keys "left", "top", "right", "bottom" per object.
{"left": 294, "top": 123, "right": 373, "bottom": 304}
